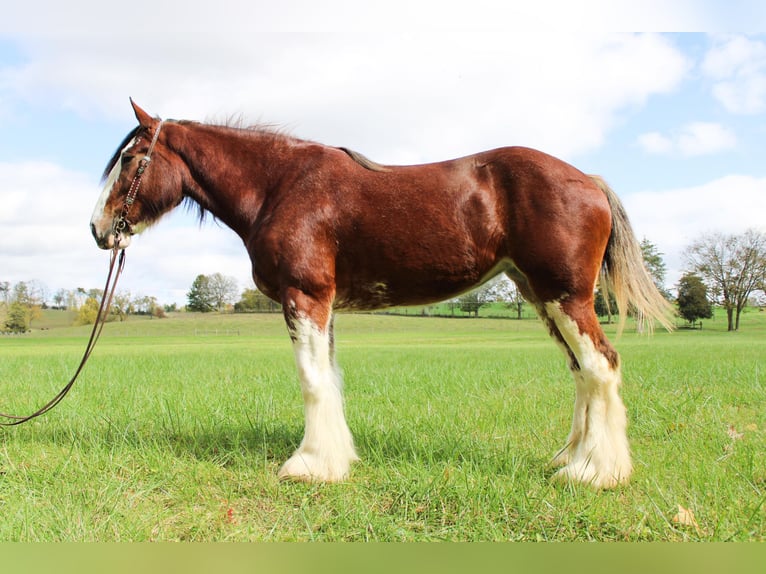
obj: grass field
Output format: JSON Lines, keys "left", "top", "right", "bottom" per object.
{"left": 0, "top": 308, "right": 764, "bottom": 541}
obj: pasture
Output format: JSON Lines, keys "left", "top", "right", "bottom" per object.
{"left": 0, "top": 310, "right": 763, "bottom": 541}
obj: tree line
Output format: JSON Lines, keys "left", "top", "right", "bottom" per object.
{"left": 186, "top": 273, "right": 280, "bottom": 313}
{"left": 0, "top": 281, "right": 171, "bottom": 333}
{"left": 3, "top": 230, "right": 764, "bottom": 334}
{"left": 452, "top": 230, "right": 765, "bottom": 331}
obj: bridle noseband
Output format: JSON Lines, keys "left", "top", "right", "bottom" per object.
{"left": 113, "top": 119, "right": 164, "bottom": 245}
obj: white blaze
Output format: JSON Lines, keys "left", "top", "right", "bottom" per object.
{"left": 90, "top": 136, "right": 138, "bottom": 241}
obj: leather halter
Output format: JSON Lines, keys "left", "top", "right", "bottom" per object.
{"left": 113, "top": 120, "right": 164, "bottom": 244}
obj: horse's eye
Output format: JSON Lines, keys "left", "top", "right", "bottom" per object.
{"left": 121, "top": 154, "right": 135, "bottom": 166}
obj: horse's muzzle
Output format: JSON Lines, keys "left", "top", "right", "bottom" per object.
{"left": 91, "top": 223, "right": 132, "bottom": 250}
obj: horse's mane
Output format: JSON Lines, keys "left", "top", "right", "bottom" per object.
{"left": 182, "top": 117, "right": 294, "bottom": 143}
{"left": 104, "top": 118, "right": 387, "bottom": 183}
{"left": 338, "top": 147, "right": 390, "bottom": 172}
{"left": 101, "top": 125, "right": 143, "bottom": 183}
{"left": 192, "top": 119, "right": 389, "bottom": 172}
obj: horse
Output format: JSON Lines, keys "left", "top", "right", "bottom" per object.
{"left": 91, "top": 100, "right": 674, "bottom": 489}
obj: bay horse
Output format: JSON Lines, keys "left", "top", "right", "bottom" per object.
{"left": 91, "top": 101, "right": 673, "bottom": 489}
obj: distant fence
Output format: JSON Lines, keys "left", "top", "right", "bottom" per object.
{"left": 49, "top": 327, "right": 252, "bottom": 338}
{"left": 193, "top": 329, "right": 242, "bottom": 336}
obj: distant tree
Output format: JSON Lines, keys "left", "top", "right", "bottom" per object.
{"left": 0, "top": 281, "right": 9, "bottom": 306}
{"left": 458, "top": 290, "right": 485, "bottom": 317}
{"left": 640, "top": 238, "right": 669, "bottom": 296}
{"left": 164, "top": 303, "right": 179, "bottom": 313}
{"left": 133, "top": 295, "right": 161, "bottom": 316}
{"left": 74, "top": 297, "right": 100, "bottom": 326}
{"left": 111, "top": 291, "right": 133, "bottom": 321}
{"left": 53, "top": 288, "right": 68, "bottom": 309}
{"left": 484, "top": 276, "right": 527, "bottom": 319}
{"left": 65, "top": 289, "right": 79, "bottom": 310}
{"left": 235, "top": 288, "right": 260, "bottom": 312}
{"left": 207, "top": 273, "right": 239, "bottom": 312}
{"left": 75, "top": 287, "right": 87, "bottom": 308}
{"left": 8, "top": 281, "right": 42, "bottom": 329}
{"left": 594, "top": 288, "right": 617, "bottom": 323}
{"left": 4, "top": 302, "right": 30, "bottom": 333}
{"left": 676, "top": 272, "right": 713, "bottom": 327}
{"left": 505, "top": 281, "right": 527, "bottom": 319}
{"left": 187, "top": 275, "right": 215, "bottom": 312}
{"left": 12, "top": 281, "right": 32, "bottom": 306}
{"left": 457, "top": 280, "right": 498, "bottom": 317}
{"left": 26, "top": 280, "right": 49, "bottom": 309}
{"left": 481, "top": 276, "right": 514, "bottom": 302}
{"left": 234, "top": 288, "right": 280, "bottom": 312}
{"left": 685, "top": 229, "right": 766, "bottom": 331}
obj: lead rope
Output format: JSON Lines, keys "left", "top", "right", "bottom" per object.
{"left": 0, "top": 246, "right": 126, "bottom": 425}
{"left": 0, "top": 120, "right": 163, "bottom": 426}
{"left": 0, "top": 119, "right": 164, "bottom": 426}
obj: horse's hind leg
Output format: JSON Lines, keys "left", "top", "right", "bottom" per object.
{"left": 540, "top": 297, "right": 632, "bottom": 489}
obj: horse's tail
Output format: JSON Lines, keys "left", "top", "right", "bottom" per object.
{"left": 590, "top": 175, "right": 675, "bottom": 335}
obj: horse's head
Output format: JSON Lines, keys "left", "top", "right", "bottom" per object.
{"left": 91, "top": 100, "right": 184, "bottom": 249}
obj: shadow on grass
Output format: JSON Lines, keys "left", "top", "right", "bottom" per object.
{"left": 6, "top": 415, "right": 553, "bottom": 481}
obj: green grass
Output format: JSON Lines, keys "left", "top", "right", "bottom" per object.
{"left": 0, "top": 310, "right": 764, "bottom": 541}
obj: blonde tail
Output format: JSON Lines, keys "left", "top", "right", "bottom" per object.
{"left": 590, "top": 176, "right": 675, "bottom": 334}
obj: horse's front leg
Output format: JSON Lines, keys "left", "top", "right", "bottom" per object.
{"left": 278, "top": 288, "right": 358, "bottom": 482}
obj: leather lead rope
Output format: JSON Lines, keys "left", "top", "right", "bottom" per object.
{"left": 1, "top": 119, "right": 164, "bottom": 426}
{"left": 0, "top": 246, "right": 126, "bottom": 426}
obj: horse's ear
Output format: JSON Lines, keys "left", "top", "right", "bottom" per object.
{"left": 130, "top": 98, "right": 155, "bottom": 128}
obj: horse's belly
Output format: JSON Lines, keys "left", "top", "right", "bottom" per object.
{"left": 334, "top": 259, "right": 512, "bottom": 311}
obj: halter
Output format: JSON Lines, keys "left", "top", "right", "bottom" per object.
{"left": 113, "top": 119, "right": 164, "bottom": 244}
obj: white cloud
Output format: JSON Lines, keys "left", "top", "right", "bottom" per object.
{"left": 677, "top": 122, "right": 737, "bottom": 156}
{"left": 638, "top": 122, "right": 736, "bottom": 157}
{"left": 0, "top": 162, "right": 103, "bottom": 292}
{"left": 0, "top": 161, "right": 95, "bottom": 244}
{"left": 637, "top": 132, "right": 674, "bottom": 155}
{"left": 625, "top": 175, "right": 766, "bottom": 286}
{"left": 0, "top": 1, "right": 718, "bottom": 37}
{"left": 0, "top": 29, "right": 690, "bottom": 165}
{"left": 702, "top": 35, "right": 766, "bottom": 114}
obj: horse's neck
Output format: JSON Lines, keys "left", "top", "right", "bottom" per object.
{"left": 175, "top": 124, "right": 285, "bottom": 232}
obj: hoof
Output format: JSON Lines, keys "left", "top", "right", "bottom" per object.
{"left": 550, "top": 458, "right": 631, "bottom": 489}
{"left": 277, "top": 451, "right": 355, "bottom": 483}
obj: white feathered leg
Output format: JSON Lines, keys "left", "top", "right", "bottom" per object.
{"left": 278, "top": 316, "right": 358, "bottom": 482}
{"left": 545, "top": 302, "right": 632, "bottom": 488}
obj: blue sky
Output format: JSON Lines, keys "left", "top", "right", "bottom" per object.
{"left": 1, "top": 2, "right": 765, "bottom": 305}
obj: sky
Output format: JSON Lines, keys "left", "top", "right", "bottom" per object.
{"left": 1, "top": 1, "right": 765, "bottom": 306}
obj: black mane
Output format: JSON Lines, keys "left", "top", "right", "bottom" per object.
{"left": 101, "top": 126, "right": 144, "bottom": 182}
